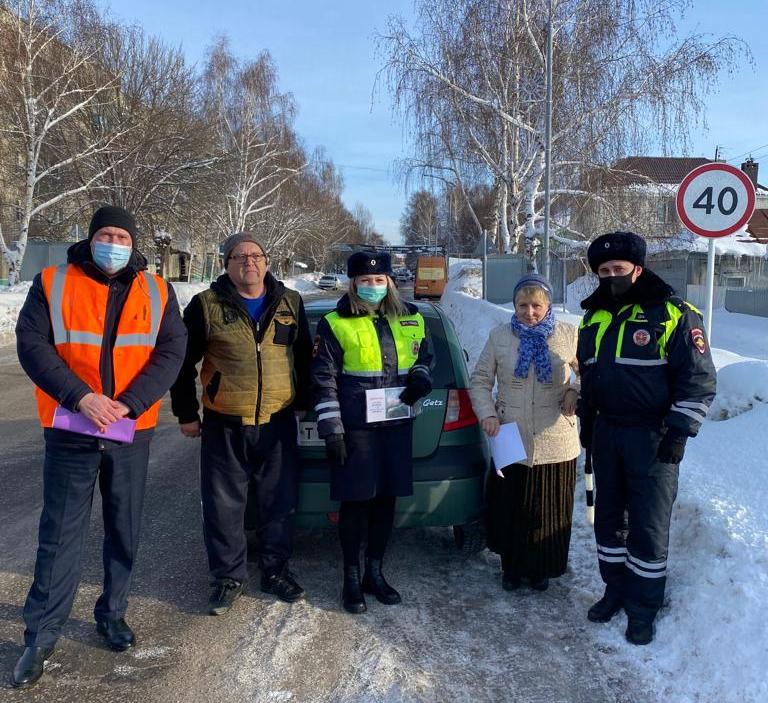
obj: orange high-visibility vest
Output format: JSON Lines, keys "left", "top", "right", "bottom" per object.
{"left": 36, "top": 263, "right": 169, "bottom": 430}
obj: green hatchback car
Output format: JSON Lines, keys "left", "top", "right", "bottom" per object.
{"left": 296, "top": 298, "right": 489, "bottom": 552}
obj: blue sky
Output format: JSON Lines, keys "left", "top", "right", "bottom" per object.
{"left": 100, "top": 1, "right": 767, "bottom": 243}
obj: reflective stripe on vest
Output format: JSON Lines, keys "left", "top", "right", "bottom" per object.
{"left": 325, "top": 312, "right": 425, "bottom": 376}
{"left": 579, "top": 301, "right": 686, "bottom": 364}
{"left": 36, "top": 263, "right": 169, "bottom": 430}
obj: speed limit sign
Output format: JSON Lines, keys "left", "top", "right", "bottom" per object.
{"left": 676, "top": 163, "right": 756, "bottom": 238}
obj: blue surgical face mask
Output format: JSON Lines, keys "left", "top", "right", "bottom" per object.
{"left": 92, "top": 241, "right": 132, "bottom": 274}
{"left": 357, "top": 284, "right": 388, "bottom": 305}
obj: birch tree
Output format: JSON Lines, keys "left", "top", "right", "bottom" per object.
{"left": 380, "top": 0, "right": 744, "bottom": 263}
{"left": 74, "top": 21, "right": 217, "bottom": 242}
{"left": 201, "top": 39, "right": 303, "bottom": 240}
{"left": 0, "top": 0, "right": 129, "bottom": 282}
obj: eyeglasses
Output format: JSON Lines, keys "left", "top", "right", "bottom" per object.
{"left": 230, "top": 253, "right": 267, "bottom": 263}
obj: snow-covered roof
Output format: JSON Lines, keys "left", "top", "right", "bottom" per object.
{"left": 648, "top": 228, "right": 768, "bottom": 258}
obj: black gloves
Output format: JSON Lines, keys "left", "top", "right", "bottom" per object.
{"left": 399, "top": 373, "right": 432, "bottom": 406}
{"left": 657, "top": 429, "right": 688, "bottom": 464}
{"left": 578, "top": 413, "right": 595, "bottom": 450}
{"left": 325, "top": 434, "right": 347, "bottom": 467}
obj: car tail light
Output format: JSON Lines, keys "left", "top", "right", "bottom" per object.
{"left": 443, "top": 389, "right": 478, "bottom": 431}
{"left": 327, "top": 511, "right": 339, "bottom": 525}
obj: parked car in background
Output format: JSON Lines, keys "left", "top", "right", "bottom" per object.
{"left": 414, "top": 256, "right": 448, "bottom": 300}
{"left": 317, "top": 273, "right": 348, "bottom": 291}
{"left": 294, "top": 298, "right": 489, "bottom": 553}
{"left": 393, "top": 269, "right": 412, "bottom": 286}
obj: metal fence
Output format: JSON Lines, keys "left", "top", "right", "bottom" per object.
{"left": 724, "top": 288, "right": 768, "bottom": 318}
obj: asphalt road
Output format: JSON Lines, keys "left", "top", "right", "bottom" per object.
{"left": 0, "top": 315, "right": 639, "bottom": 702}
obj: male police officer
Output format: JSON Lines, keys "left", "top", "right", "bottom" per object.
{"left": 13, "top": 206, "right": 187, "bottom": 687}
{"left": 170, "top": 232, "right": 312, "bottom": 615}
{"left": 577, "top": 231, "right": 716, "bottom": 645}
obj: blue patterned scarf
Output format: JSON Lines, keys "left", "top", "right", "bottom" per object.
{"left": 510, "top": 307, "right": 555, "bottom": 383}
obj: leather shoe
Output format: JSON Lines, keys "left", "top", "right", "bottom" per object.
{"left": 261, "top": 566, "right": 305, "bottom": 603}
{"left": 587, "top": 589, "right": 623, "bottom": 623}
{"left": 530, "top": 577, "right": 549, "bottom": 591}
{"left": 626, "top": 617, "right": 654, "bottom": 645}
{"left": 11, "top": 646, "right": 54, "bottom": 688}
{"left": 342, "top": 565, "right": 367, "bottom": 614}
{"left": 96, "top": 617, "right": 135, "bottom": 651}
{"left": 361, "top": 558, "right": 401, "bottom": 605}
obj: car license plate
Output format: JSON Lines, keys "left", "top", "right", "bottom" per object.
{"left": 297, "top": 421, "right": 324, "bottom": 446}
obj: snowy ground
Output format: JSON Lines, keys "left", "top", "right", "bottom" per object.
{"left": 442, "top": 259, "right": 768, "bottom": 703}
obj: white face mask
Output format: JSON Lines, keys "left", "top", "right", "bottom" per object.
{"left": 91, "top": 241, "right": 132, "bottom": 274}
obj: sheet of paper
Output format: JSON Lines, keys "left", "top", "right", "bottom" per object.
{"left": 489, "top": 422, "right": 527, "bottom": 473}
{"left": 365, "top": 387, "right": 412, "bottom": 423}
{"left": 52, "top": 406, "right": 137, "bottom": 443}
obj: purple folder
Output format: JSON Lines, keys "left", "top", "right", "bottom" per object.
{"left": 52, "top": 407, "right": 137, "bottom": 443}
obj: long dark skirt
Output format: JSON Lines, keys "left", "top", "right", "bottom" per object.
{"left": 486, "top": 458, "right": 577, "bottom": 580}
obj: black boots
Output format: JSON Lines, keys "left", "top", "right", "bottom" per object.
{"left": 96, "top": 617, "right": 135, "bottom": 651}
{"left": 342, "top": 565, "right": 367, "bottom": 613}
{"left": 625, "top": 617, "right": 654, "bottom": 645}
{"left": 587, "top": 588, "right": 623, "bottom": 623}
{"left": 11, "top": 646, "right": 53, "bottom": 688}
{"left": 362, "top": 558, "right": 402, "bottom": 605}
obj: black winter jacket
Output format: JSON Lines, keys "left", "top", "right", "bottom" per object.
{"left": 577, "top": 269, "right": 716, "bottom": 437}
{"left": 169, "top": 271, "right": 312, "bottom": 424}
{"left": 311, "top": 295, "right": 433, "bottom": 438}
{"left": 15, "top": 240, "right": 188, "bottom": 441}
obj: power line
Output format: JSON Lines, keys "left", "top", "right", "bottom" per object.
{"left": 726, "top": 142, "right": 768, "bottom": 164}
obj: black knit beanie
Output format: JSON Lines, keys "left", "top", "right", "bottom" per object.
{"left": 88, "top": 206, "right": 138, "bottom": 244}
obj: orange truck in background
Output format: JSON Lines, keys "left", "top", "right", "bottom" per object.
{"left": 414, "top": 255, "right": 448, "bottom": 300}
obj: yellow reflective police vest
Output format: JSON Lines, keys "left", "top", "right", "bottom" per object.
{"left": 324, "top": 311, "right": 425, "bottom": 376}
{"left": 579, "top": 300, "right": 698, "bottom": 365}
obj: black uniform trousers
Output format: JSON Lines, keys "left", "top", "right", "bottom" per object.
{"left": 201, "top": 408, "right": 298, "bottom": 583}
{"left": 591, "top": 416, "right": 679, "bottom": 622}
{"left": 23, "top": 433, "right": 151, "bottom": 648}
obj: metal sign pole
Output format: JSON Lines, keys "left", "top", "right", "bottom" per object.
{"left": 704, "top": 238, "right": 715, "bottom": 344}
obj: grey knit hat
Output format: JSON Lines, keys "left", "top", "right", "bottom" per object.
{"left": 222, "top": 232, "right": 269, "bottom": 265}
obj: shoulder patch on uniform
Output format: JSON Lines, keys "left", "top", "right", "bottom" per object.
{"left": 312, "top": 335, "right": 321, "bottom": 358}
{"left": 400, "top": 320, "right": 419, "bottom": 326}
{"left": 690, "top": 327, "right": 707, "bottom": 355}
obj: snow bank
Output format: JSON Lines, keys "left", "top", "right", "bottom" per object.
{"left": 0, "top": 282, "right": 31, "bottom": 335}
{"left": 441, "top": 261, "right": 768, "bottom": 703}
{"left": 0, "top": 272, "right": 327, "bottom": 336}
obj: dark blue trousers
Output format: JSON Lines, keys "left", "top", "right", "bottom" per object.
{"left": 23, "top": 433, "right": 150, "bottom": 648}
{"left": 201, "top": 409, "right": 298, "bottom": 583}
{"left": 591, "top": 417, "right": 679, "bottom": 623}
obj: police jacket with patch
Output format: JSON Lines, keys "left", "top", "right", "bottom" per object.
{"left": 170, "top": 271, "right": 312, "bottom": 426}
{"left": 311, "top": 295, "right": 433, "bottom": 438}
{"left": 577, "top": 269, "right": 716, "bottom": 437}
{"left": 15, "top": 240, "right": 187, "bottom": 442}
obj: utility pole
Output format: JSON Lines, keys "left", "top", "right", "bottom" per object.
{"left": 543, "top": 0, "right": 553, "bottom": 280}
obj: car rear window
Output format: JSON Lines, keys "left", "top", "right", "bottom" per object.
{"left": 417, "top": 267, "right": 445, "bottom": 281}
{"left": 306, "top": 311, "right": 456, "bottom": 388}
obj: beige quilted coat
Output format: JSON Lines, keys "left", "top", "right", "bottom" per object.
{"left": 469, "top": 319, "right": 581, "bottom": 468}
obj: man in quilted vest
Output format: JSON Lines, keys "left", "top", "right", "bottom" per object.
{"left": 12, "top": 206, "right": 187, "bottom": 687}
{"left": 170, "top": 232, "right": 312, "bottom": 616}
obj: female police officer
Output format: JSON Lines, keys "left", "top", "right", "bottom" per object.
{"left": 311, "top": 252, "right": 433, "bottom": 613}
